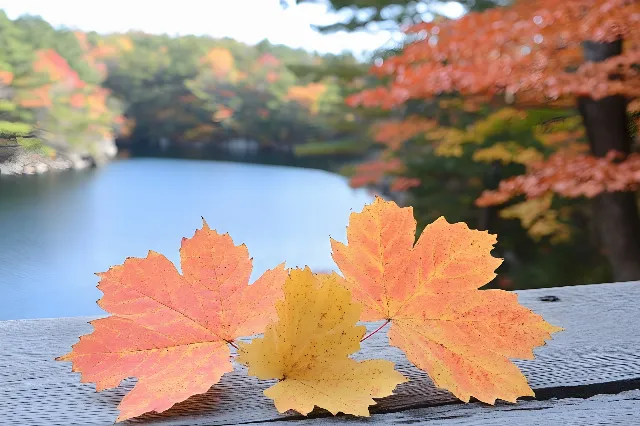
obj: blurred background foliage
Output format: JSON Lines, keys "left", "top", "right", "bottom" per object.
{"left": 2, "top": 0, "right": 639, "bottom": 291}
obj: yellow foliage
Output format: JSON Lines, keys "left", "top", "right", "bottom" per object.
{"left": 473, "top": 141, "right": 544, "bottom": 165}
{"left": 438, "top": 98, "right": 463, "bottom": 109}
{"left": 201, "top": 48, "right": 236, "bottom": 80}
{"left": 499, "top": 194, "right": 571, "bottom": 243}
{"left": 116, "top": 37, "right": 134, "bottom": 52}
{"left": 500, "top": 194, "right": 553, "bottom": 228}
{"left": 285, "top": 83, "right": 327, "bottom": 115}
{"left": 428, "top": 108, "right": 528, "bottom": 158}
{"left": 528, "top": 211, "right": 572, "bottom": 243}
{"left": 467, "top": 108, "right": 527, "bottom": 142}
{"left": 533, "top": 116, "right": 587, "bottom": 155}
{"left": 429, "top": 128, "right": 467, "bottom": 157}
{"left": 183, "top": 124, "right": 216, "bottom": 141}
{"left": 238, "top": 268, "right": 407, "bottom": 416}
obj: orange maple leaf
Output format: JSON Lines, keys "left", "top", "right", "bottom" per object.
{"left": 57, "top": 220, "right": 287, "bottom": 422}
{"left": 331, "top": 197, "right": 562, "bottom": 404}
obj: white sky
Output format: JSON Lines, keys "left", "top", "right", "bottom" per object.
{"left": 0, "top": 0, "right": 465, "bottom": 57}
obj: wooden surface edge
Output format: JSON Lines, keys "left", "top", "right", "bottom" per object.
{"left": 0, "top": 281, "right": 638, "bottom": 426}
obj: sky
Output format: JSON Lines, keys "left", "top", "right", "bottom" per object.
{"left": 0, "top": 0, "right": 465, "bottom": 57}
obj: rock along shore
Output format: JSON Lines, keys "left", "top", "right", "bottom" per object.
{"left": 0, "top": 138, "right": 117, "bottom": 176}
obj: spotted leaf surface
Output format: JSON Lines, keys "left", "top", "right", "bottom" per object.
{"left": 331, "top": 197, "right": 562, "bottom": 404}
{"left": 237, "top": 268, "right": 407, "bottom": 416}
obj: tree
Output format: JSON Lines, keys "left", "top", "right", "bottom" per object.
{"left": 12, "top": 15, "right": 102, "bottom": 84}
{"left": 0, "top": 12, "right": 124, "bottom": 161}
{"left": 347, "top": 0, "right": 640, "bottom": 280}
{"left": 287, "top": 0, "right": 501, "bottom": 32}
{"left": 0, "top": 11, "right": 38, "bottom": 146}
{"left": 17, "top": 49, "right": 122, "bottom": 159}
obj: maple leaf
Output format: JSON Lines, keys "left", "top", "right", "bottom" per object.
{"left": 56, "top": 220, "right": 287, "bottom": 422}
{"left": 331, "top": 197, "right": 562, "bottom": 404}
{"left": 237, "top": 267, "right": 408, "bottom": 416}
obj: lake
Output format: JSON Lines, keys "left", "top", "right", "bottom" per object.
{"left": 0, "top": 158, "right": 373, "bottom": 320}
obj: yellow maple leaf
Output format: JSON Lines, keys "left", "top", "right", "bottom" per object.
{"left": 331, "top": 197, "right": 562, "bottom": 405}
{"left": 237, "top": 267, "right": 408, "bottom": 416}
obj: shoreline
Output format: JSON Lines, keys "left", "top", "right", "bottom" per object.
{"left": 0, "top": 146, "right": 407, "bottom": 205}
{"left": 0, "top": 148, "right": 94, "bottom": 176}
{"left": 0, "top": 138, "right": 117, "bottom": 177}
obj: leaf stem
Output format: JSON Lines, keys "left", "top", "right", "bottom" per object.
{"left": 227, "top": 340, "right": 239, "bottom": 350}
{"left": 360, "top": 320, "right": 390, "bottom": 342}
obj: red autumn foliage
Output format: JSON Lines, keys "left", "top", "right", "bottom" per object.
{"left": 73, "top": 32, "right": 120, "bottom": 79}
{"left": 349, "top": 158, "right": 405, "bottom": 188}
{"left": 373, "top": 116, "right": 437, "bottom": 150}
{"left": 390, "top": 176, "right": 422, "bottom": 192}
{"left": 15, "top": 41, "right": 123, "bottom": 141}
{"left": 257, "top": 53, "right": 281, "bottom": 68}
{"left": 346, "top": 0, "right": 640, "bottom": 202}
{"left": 213, "top": 106, "right": 234, "bottom": 121}
{"left": 33, "top": 49, "right": 85, "bottom": 90}
{"left": 69, "top": 93, "right": 85, "bottom": 108}
{"left": 477, "top": 150, "right": 640, "bottom": 206}
{"left": 348, "top": 0, "right": 639, "bottom": 109}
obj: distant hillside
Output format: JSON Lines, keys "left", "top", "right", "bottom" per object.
{"left": 0, "top": 11, "right": 373, "bottom": 174}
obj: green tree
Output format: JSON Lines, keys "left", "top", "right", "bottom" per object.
{"left": 287, "top": 0, "right": 502, "bottom": 32}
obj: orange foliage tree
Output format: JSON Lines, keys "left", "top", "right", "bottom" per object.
{"left": 201, "top": 47, "right": 237, "bottom": 80}
{"left": 284, "top": 82, "right": 327, "bottom": 115}
{"left": 18, "top": 48, "right": 122, "bottom": 152}
{"left": 348, "top": 0, "right": 640, "bottom": 280}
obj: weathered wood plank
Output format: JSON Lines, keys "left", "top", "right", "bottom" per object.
{"left": 257, "top": 389, "right": 640, "bottom": 426}
{"left": 1, "top": 282, "right": 638, "bottom": 426}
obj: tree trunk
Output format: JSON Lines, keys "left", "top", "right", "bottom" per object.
{"left": 478, "top": 160, "right": 502, "bottom": 232}
{"left": 577, "top": 40, "right": 640, "bottom": 281}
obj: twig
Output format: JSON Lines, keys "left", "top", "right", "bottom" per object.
{"left": 360, "top": 320, "right": 390, "bottom": 342}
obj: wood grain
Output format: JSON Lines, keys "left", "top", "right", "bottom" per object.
{"left": 1, "top": 281, "right": 638, "bottom": 425}
{"left": 255, "top": 389, "right": 640, "bottom": 426}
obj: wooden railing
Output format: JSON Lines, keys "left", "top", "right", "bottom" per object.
{"left": 1, "top": 281, "right": 638, "bottom": 425}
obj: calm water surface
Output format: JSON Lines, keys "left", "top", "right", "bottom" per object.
{"left": 0, "top": 158, "right": 373, "bottom": 320}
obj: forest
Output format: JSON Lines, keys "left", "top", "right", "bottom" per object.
{"left": 0, "top": 10, "right": 371, "bottom": 166}
{"left": 1, "top": 0, "right": 639, "bottom": 290}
